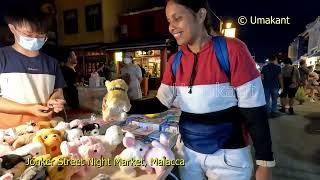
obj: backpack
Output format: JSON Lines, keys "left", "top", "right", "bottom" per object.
{"left": 171, "top": 36, "right": 231, "bottom": 81}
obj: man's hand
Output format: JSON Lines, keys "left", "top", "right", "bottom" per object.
{"left": 256, "top": 166, "right": 272, "bottom": 180}
{"left": 47, "top": 99, "right": 66, "bottom": 113}
{"left": 27, "top": 104, "right": 53, "bottom": 117}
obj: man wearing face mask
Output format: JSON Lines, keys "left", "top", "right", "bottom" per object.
{"left": 61, "top": 50, "right": 79, "bottom": 110}
{"left": 120, "top": 52, "right": 143, "bottom": 100}
{"left": 0, "top": 5, "right": 66, "bottom": 128}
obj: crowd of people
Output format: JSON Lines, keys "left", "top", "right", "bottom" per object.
{"left": 261, "top": 56, "right": 320, "bottom": 118}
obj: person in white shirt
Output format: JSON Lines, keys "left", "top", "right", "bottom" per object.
{"left": 120, "top": 52, "right": 143, "bottom": 100}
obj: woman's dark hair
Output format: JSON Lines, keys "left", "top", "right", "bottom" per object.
{"left": 62, "top": 50, "right": 74, "bottom": 63}
{"left": 299, "top": 60, "right": 306, "bottom": 66}
{"left": 4, "top": 1, "right": 49, "bottom": 33}
{"left": 166, "top": 0, "right": 213, "bottom": 34}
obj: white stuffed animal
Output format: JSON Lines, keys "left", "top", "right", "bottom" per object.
{"left": 54, "top": 122, "right": 71, "bottom": 131}
{"left": 12, "top": 143, "right": 46, "bottom": 157}
{"left": 97, "top": 125, "right": 124, "bottom": 152}
{"left": 115, "top": 132, "right": 149, "bottom": 177}
{"left": 102, "top": 79, "right": 131, "bottom": 121}
{"left": 65, "top": 128, "right": 83, "bottom": 142}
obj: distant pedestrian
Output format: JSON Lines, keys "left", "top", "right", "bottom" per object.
{"left": 297, "top": 60, "right": 310, "bottom": 104}
{"left": 279, "top": 58, "right": 300, "bottom": 114}
{"left": 261, "top": 55, "right": 283, "bottom": 118}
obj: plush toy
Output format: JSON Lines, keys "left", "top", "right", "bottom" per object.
{"left": 0, "top": 173, "right": 13, "bottom": 180}
{"left": 12, "top": 143, "right": 46, "bottom": 157}
{"left": 102, "top": 79, "right": 131, "bottom": 121}
{"left": 37, "top": 120, "right": 59, "bottom": 129}
{"left": 14, "top": 122, "right": 40, "bottom": 136}
{"left": 78, "top": 143, "right": 106, "bottom": 159}
{"left": 69, "top": 119, "right": 86, "bottom": 129}
{"left": 65, "top": 129, "right": 83, "bottom": 142}
{"left": 0, "top": 132, "right": 13, "bottom": 157}
{"left": 144, "top": 133, "right": 175, "bottom": 175}
{"left": 91, "top": 174, "right": 110, "bottom": 180}
{"left": 47, "top": 155, "right": 78, "bottom": 180}
{"left": 60, "top": 141, "right": 81, "bottom": 159}
{"left": 0, "top": 130, "right": 15, "bottom": 146}
{"left": 82, "top": 123, "right": 100, "bottom": 136}
{"left": 54, "top": 122, "right": 71, "bottom": 131}
{"left": 32, "top": 129, "right": 63, "bottom": 157}
{"left": 80, "top": 125, "right": 124, "bottom": 154}
{"left": 19, "top": 166, "right": 48, "bottom": 180}
{"left": 0, "top": 154, "right": 30, "bottom": 179}
{"left": 115, "top": 132, "right": 149, "bottom": 177}
{"left": 12, "top": 133, "right": 35, "bottom": 149}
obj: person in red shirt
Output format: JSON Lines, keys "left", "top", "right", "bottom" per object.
{"left": 104, "top": 0, "right": 274, "bottom": 179}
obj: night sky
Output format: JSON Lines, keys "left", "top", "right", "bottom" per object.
{"left": 1, "top": 0, "right": 319, "bottom": 62}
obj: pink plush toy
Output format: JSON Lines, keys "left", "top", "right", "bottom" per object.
{"left": 60, "top": 141, "right": 82, "bottom": 159}
{"left": 69, "top": 119, "right": 87, "bottom": 129}
{"left": 65, "top": 128, "right": 83, "bottom": 142}
{"left": 115, "top": 132, "right": 150, "bottom": 177}
{"left": 78, "top": 143, "right": 106, "bottom": 173}
{"left": 144, "top": 133, "right": 175, "bottom": 175}
{"left": 0, "top": 174, "right": 13, "bottom": 180}
{"left": 0, "top": 131, "right": 13, "bottom": 157}
{"left": 60, "top": 140, "right": 86, "bottom": 177}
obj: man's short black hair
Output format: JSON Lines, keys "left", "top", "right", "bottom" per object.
{"left": 4, "top": 1, "right": 49, "bottom": 33}
{"left": 282, "top": 57, "right": 292, "bottom": 65}
{"left": 268, "top": 55, "right": 277, "bottom": 62}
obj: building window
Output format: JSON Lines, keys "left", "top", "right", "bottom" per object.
{"left": 63, "top": 9, "right": 78, "bottom": 34}
{"left": 85, "top": 4, "right": 102, "bottom": 32}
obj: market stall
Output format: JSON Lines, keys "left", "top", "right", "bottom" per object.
{"left": 0, "top": 107, "right": 181, "bottom": 180}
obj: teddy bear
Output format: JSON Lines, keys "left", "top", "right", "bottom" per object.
{"left": 12, "top": 133, "right": 35, "bottom": 149}
{"left": 115, "top": 132, "right": 150, "bottom": 177}
{"left": 102, "top": 79, "right": 131, "bottom": 122}
{"left": 47, "top": 155, "right": 79, "bottom": 180}
{"left": 0, "top": 154, "right": 30, "bottom": 179}
{"left": 144, "top": 133, "right": 175, "bottom": 175}
{"left": 32, "top": 129, "right": 63, "bottom": 157}
{"left": 12, "top": 143, "right": 46, "bottom": 157}
{"left": 19, "top": 165, "right": 48, "bottom": 180}
{"left": 64, "top": 128, "right": 83, "bottom": 142}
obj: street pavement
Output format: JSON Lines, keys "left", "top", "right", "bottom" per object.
{"left": 269, "top": 101, "right": 320, "bottom": 180}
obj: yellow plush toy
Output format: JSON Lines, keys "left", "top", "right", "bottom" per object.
{"left": 47, "top": 155, "right": 74, "bottom": 180}
{"left": 102, "top": 79, "right": 131, "bottom": 121}
{"left": 32, "top": 129, "right": 63, "bottom": 157}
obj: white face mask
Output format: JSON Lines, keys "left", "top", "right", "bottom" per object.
{"left": 124, "top": 57, "right": 132, "bottom": 65}
{"left": 18, "top": 35, "right": 46, "bottom": 51}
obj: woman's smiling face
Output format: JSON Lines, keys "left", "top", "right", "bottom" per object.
{"left": 166, "top": 1, "right": 202, "bottom": 46}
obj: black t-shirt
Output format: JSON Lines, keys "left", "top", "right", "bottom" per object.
{"left": 61, "top": 66, "right": 76, "bottom": 89}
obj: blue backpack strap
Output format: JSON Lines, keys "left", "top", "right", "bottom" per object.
{"left": 213, "top": 36, "right": 231, "bottom": 80}
{"left": 171, "top": 50, "right": 183, "bottom": 79}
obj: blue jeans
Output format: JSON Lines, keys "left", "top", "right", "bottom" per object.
{"left": 264, "top": 88, "right": 279, "bottom": 113}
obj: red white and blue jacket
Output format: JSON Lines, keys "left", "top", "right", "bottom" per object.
{"left": 130, "top": 37, "right": 275, "bottom": 167}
